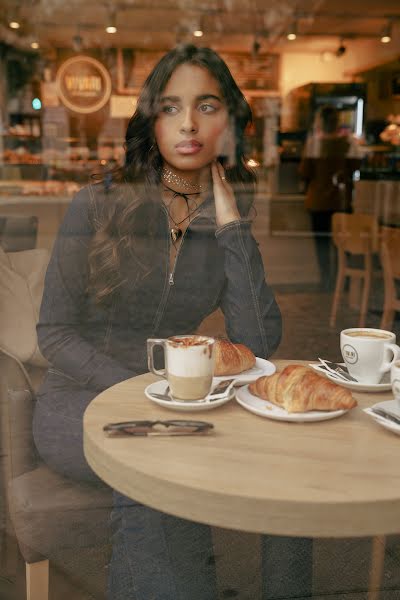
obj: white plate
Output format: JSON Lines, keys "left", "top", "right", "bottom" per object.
{"left": 235, "top": 385, "right": 349, "bottom": 423}
{"left": 309, "top": 363, "right": 392, "bottom": 393}
{"left": 145, "top": 380, "right": 235, "bottom": 412}
{"left": 364, "top": 400, "right": 400, "bottom": 436}
{"left": 213, "top": 357, "right": 276, "bottom": 385}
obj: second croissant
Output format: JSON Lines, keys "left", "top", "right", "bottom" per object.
{"left": 249, "top": 364, "right": 357, "bottom": 413}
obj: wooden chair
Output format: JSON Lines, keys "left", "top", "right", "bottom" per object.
{"left": 330, "top": 213, "right": 379, "bottom": 328}
{"left": 0, "top": 348, "right": 112, "bottom": 600}
{"left": 0, "top": 246, "right": 112, "bottom": 599}
{"left": 380, "top": 226, "right": 400, "bottom": 330}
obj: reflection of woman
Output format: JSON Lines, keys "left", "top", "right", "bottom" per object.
{"left": 33, "top": 45, "right": 310, "bottom": 599}
{"left": 300, "top": 105, "right": 362, "bottom": 290}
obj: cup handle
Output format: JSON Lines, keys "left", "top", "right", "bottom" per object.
{"left": 147, "top": 338, "right": 166, "bottom": 377}
{"left": 381, "top": 343, "right": 400, "bottom": 374}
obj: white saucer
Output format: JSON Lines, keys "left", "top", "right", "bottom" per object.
{"left": 214, "top": 357, "right": 276, "bottom": 385}
{"left": 364, "top": 400, "right": 400, "bottom": 436}
{"left": 310, "top": 363, "right": 392, "bottom": 393}
{"left": 235, "top": 385, "right": 349, "bottom": 423}
{"left": 145, "top": 380, "right": 235, "bottom": 412}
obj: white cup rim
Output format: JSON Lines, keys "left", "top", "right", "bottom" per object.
{"left": 167, "top": 335, "right": 215, "bottom": 347}
{"left": 341, "top": 327, "right": 394, "bottom": 339}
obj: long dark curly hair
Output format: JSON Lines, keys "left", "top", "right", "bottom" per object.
{"left": 88, "top": 44, "right": 256, "bottom": 305}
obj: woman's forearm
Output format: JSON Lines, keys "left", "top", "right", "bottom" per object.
{"left": 216, "top": 220, "right": 282, "bottom": 358}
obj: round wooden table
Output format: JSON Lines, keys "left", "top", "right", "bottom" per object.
{"left": 83, "top": 360, "right": 400, "bottom": 539}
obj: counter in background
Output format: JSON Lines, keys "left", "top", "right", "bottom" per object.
{"left": 0, "top": 180, "right": 77, "bottom": 250}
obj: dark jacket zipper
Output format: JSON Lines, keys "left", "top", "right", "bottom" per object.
{"left": 152, "top": 208, "right": 201, "bottom": 332}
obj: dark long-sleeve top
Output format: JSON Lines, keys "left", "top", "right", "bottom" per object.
{"left": 37, "top": 182, "right": 282, "bottom": 393}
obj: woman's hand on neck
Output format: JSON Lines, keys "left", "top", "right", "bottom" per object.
{"left": 211, "top": 161, "right": 240, "bottom": 227}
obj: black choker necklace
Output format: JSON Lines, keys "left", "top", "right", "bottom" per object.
{"left": 163, "top": 184, "right": 202, "bottom": 245}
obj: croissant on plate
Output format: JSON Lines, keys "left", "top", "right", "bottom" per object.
{"left": 248, "top": 364, "right": 357, "bottom": 413}
{"left": 214, "top": 338, "right": 256, "bottom": 376}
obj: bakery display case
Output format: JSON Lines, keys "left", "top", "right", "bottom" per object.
{"left": 0, "top": 112, "right": 46, "bottom": 180}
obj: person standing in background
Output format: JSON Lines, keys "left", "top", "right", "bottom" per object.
{"left": 299, "top": 105, "right": 362, "bottom": 291}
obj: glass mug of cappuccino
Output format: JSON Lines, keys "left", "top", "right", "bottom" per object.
{"left": 147, "top": 335, "right": 215, "bottom": 401}
{"left": 391, "top": 360, "right": 400, "bottom": 411}
{"left": 340, "top": 328, "right": 400, "bottom": 385}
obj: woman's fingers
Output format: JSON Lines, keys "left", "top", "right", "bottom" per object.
{"left": 212, "top": 160, "right": 230, "bottom": 189}
{"left": 216, "top": 160, "right": 226, "bottom": 182}
{"left": 211, "top": 160, "right": 223, "bottom": 184}
{"left": 211, "top": 161, "right": 240, "bottom": 227}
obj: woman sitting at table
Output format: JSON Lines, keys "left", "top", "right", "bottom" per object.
{"left": 33, "top": 44, "right": 311, "bottom": 599}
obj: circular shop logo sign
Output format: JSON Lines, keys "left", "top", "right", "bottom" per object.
{"left": 342, "top": 344, "right": 358, "bottom": 365}
{"left": 56, "top": 55, "right": 112, "bottom": 114}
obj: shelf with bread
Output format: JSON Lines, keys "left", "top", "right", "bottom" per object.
{"left": 0, "top": 179, "right": 80, "bottom": 198}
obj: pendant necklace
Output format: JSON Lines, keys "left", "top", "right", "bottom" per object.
{"left": 163, "top": 184, "right": 202, "bottom": 245}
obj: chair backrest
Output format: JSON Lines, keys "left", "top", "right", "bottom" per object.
{"left": 380, "top": 226, "right": 400, "bottom": 280}
{"left": 0, "top": 348, "right": 39, "bottom": 483}
{"left": 0, "top": 215, "right": 38, "bottom": 252}
{"left": 0, "top": 347, "right": 40, "bottom": 557}
{"left": 0, "top": 246, "right": 49, "bottom": 366}
{"left": 332, "top": 212, "right": 379, "bottom": 255}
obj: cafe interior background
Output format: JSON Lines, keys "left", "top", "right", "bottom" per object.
{"left": 0, "top": 0, "right": 400, "bottom": 598}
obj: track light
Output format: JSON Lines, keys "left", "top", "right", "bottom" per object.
{"left": 106, "top": 11, "right": 117, "bottom": 34}
{"left": 287, "top": 21, "right": 297, "bottom": 41}
{"left": 252, "top": 36, "right": 261, "bottom": 56}
{"left": 72, "top": 24, "right": 83, "bottom": 51}
{"left": 72, "top": 34, "right": 83, "bottom": 52}
{"left": 336, "top": 41, "right": 347, "bottom": 57}
{"left": 193, "top": 17, "right": 204, "bottom": 37}
{"left": 381, "top": 21, "right": 392, "bottom": 43}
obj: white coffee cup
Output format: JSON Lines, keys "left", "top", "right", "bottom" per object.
{"left": 147, "top": 335, "right": 215, "bottom": 401}
{"left": 340, "top": 328, "right": 400, "bottom": 385}
{"left": 391, "top": 360, "right": 400, "bottom": 411}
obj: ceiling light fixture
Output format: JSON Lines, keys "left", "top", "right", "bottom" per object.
{"left": 9, "top": 20, "right": 21, "bottom": 29}
{"left": 336, "top": 40, "right": 347, "bottom": 57}
{"left": 287, "top": 21, "right": 297, "bottom": 41}
{"left": 193, "top": 16, "right": 204, "bottom": 37}
{"left": 380, "top": 21, "right": 392, "bottom": 43}
{"left": 31, "top": 41, "right": 40, "bottom": 49}
{"left": 72, "top": 25, "right": 83, "bottom": 52}
{"left": 105, "top": 11, "right": 117, "bottom": 34}
{"left": 252, "top": 36, "right": 261, "bottom": 56}
{"left": 72, "top": 33, "right": 83, "bottom": 51}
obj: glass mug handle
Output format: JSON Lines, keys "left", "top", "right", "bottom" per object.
{"left": 381, "top": 343, "right": 400, "bottom": 374}
{"left": 147, "top": 338, "right": 166, "bottom": 377}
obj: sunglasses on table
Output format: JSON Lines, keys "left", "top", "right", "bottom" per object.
{"left": 103, "top": 419, "right": 214, "bottom": 437}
